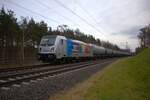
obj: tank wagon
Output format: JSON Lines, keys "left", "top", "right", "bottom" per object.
{"left": 37, "top": 35, "right": 130, "bottom": 62}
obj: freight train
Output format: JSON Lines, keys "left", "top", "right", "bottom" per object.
{"left": 37, "top": 35, "right": 130, "bottom": 62}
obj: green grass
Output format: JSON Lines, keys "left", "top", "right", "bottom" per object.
{"left": 50, "top": 48, "right": 150, "bottom": 100}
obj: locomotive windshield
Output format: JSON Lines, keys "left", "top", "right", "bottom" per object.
{"left": 40, "top": 36, "right": 56, "bottom": 46}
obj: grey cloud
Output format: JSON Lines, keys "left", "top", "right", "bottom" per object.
{"left": 119, "top": 26, "right": 142, "bottom": 35}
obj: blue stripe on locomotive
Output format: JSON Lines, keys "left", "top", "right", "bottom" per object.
{"left": 66, "top": 39, "right": 73, "bottom": 57}
{"left": 66, "top": 39, "right": 82, "bottom": 57}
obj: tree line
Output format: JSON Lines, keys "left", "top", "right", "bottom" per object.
{"left": 138, "top": 24, "right": 150, "bottom": 48}
{"left": 0, "top": 7, "right": 121, "bottom": 50}
{"left": 135, "top": 24, "right": 150, "bottom": 53}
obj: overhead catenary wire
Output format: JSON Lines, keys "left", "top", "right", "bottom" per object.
{"left": 35, "top": 0, "right": 80, "bottom": 27}
{"left": 53, "top": 0, "right": 106, "bottom": 38}
{"left": 76, "top": 2, "right": 98, "bottom": 25}
{"left": 4, "top": 0, "right": 60, "bottom": 23}
{"left": 76, "top": 2, "right": 106, "bottom": 36}
{"left": 35, "top": 0, "right": 93, "bottom": 33}
{"left": 76, "top": 3, "right": 105, "bottom": 30}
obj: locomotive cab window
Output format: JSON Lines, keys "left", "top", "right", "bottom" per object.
{"left": 40, "top": 36, "right": 56, "bottom": 46}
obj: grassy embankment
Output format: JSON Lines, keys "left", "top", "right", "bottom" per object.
{"left": 50, "top": 48, "right": 150, "bottom": 100}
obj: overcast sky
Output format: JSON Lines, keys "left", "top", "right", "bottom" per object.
{"left": 0, "top": 0, "right": 150, "bottom": 51}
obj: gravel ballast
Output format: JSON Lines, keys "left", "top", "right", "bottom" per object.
{"left": 0, "top": 59, "right": 116, "bottom": 100}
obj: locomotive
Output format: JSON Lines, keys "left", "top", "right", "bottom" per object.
{"left": 37, "top": 35, "right": 130, "bottom": 62}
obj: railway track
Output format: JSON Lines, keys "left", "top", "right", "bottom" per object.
{"left": 0, "top": 59, "right": 113, "bottom": 89}
{"left": 0, "top": 61, "right": 86, "bottom": 73}
{"left": 0, "top": 60, "right": 94, "bottom": 76}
